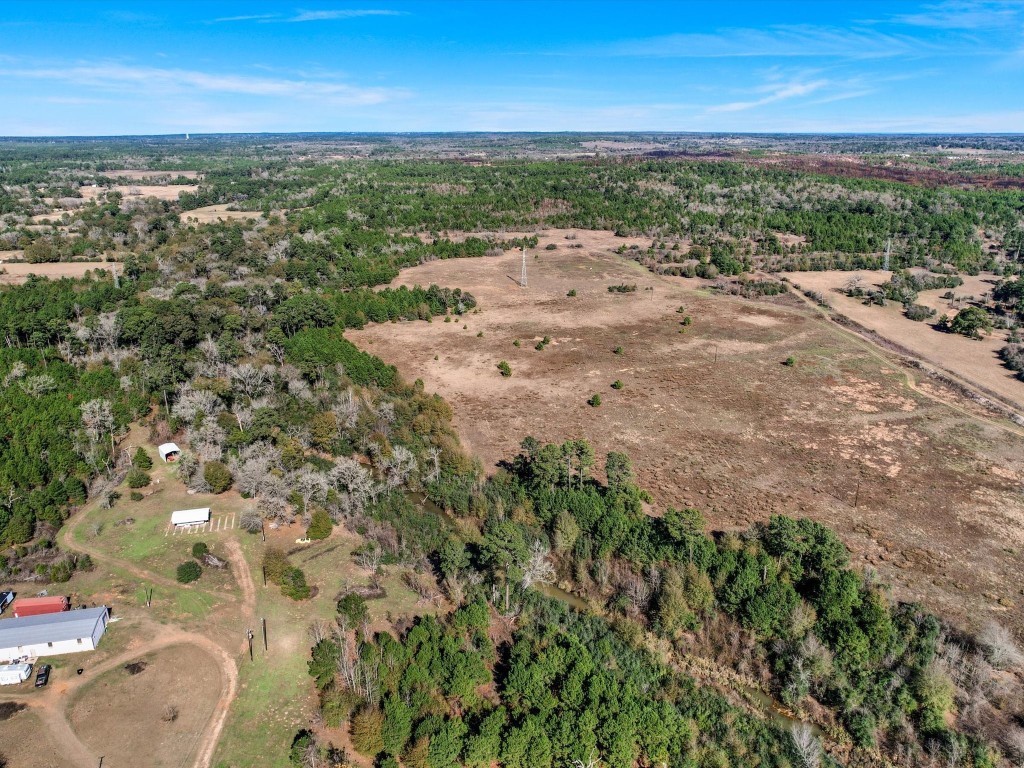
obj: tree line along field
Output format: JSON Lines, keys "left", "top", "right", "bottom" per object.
{"left": 0, "top": 135, "right": 1021, "bottom": 768}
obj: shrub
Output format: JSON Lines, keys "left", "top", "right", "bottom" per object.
{"left": 611, "top": 380, "right": 624, "bottom": 390}
{"left": 132, "top": 447, "right": 153, "bottom": 470}
{"left": 192, "top": 541, "right": 209, "bottom": 559}
{"left": 77, "top": 553, "right": 94, "bottom": 571}
{"left": 588, "top": 394, "right": 602, "bottom": 407}
{"left": 904, "top": 303, "right": 936, "bottom": 322}
{"left": 497, "top": 361, "right": 512, "bottom": 378}
{"left": 545, "top": 243, "right": 557, "bottom": 250}
{"left": 176, "top": 561, "right": 202, "bottom": 583}
{"left": 613, "top": 346, "right": 624, "bottom": 355}
{"left": 263, "top": 547, "right": 291, "bottom": 584}
{"left": 48, "top": 558, "right": 74, "bottom": 583}
{"left": 783, "top": 356, "right": 796, "bottom": 367}
{"left": 126, "top": 467, "right": 151, "bottom": 489}
{"left": 337, "top": 593, "right": 369, "bottom": 626}
{"left": 307, "top": 508, "right": 332, "bottom": 540}
{"left": 281, "top": 566, "right": 311, "bottom": 600}
{"left": 129, "top": 491, "right": 144, "bottom": 502}
{"left": 512, "top": 339, "right": 520, "bottom": 347}
{"left": 566, "top": 289, "right": 577, "bottom": 296}
{"left": 607, "top": 284, "right": 638, "bottom": 293}
{"left": 203, "top": 461, "right": 232, "bottom": 493}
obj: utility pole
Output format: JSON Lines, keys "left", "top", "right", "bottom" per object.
{"left": 520, "top": 247, "right": 528, "bottom": 288}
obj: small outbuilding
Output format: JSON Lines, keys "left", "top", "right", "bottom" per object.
{"left": 0, "top": 663, "right": 32, "bottom": 685}
{"left": 11, "top": 595, "right": 68, "bottom": 618}
{"left": 158, "top": 442, "right": 181, "bottom": 462}
{"left": 0, "top": 606, "right": 110, "bottom": 662}
{"left": 171, "top": 507, "right": 211, "bottom": 527}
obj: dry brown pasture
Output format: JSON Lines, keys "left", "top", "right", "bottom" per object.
{"left": 180, "top": 204, "right": 262, "bottom": 224}
{"left": 785, "top": 270, "right": 1020, "bottom": 409}
{"left": 68, "top": 643, "right": 222, "bottom": 768}
{"left": 350, "top": 231, "right": 1024, "bottom": 633}
{"left": 0, "top": 261, "right": 116, "bottom": 285}
{"left": 79, "top": 184, "right": 198, "bottom": 202}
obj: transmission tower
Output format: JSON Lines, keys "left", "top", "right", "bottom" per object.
{"left": 883, "top": 238, "right": 891, "bottom": 272}
{"left": 520, "top": 247, "right": 528, "bottom": 288}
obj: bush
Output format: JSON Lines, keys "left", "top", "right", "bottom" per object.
{"left": 337, "top": 593, "right": 369, "bottom": 625}
{"left": 497, "top": 360, "right": 512, "bottom": 377}
{"left": 176, "top": 561, "right": 202, "bottom": 583}
{"left": 588, "top": 394, "right": 602, "bottom": 407}
{"left": 192, "top": 541, "right": 209, "bottom": 559}
{"left": 904, "top": 303, "right": 936, "bottom": 322}
{"left": 545, "top": 243, "right": 557, "bottom": 250}
{"left": 126, "top": 467, "right": 151, "bottom": 489}
{"left": 263, "top": 547, "right": 291, "bottom": 584}
{"left": 204, "top": 461, "right": 232, "bottom": 493}
{"left": 613, "top": 346, "right": 624, "bottom": 355}
{"left": 281, "top": 566, "right": 311, "bottom": 600}
{"left": 566, "top": 288, "right": 577, "bottom": 296}
{"left": 307, "top": 508, "right": 332, "bottom": 540}
{"left": 611, "top": 380, "right": 624, "bottom": 390}
{"left": 129, "top": 491, "right": 144, "bottom": 502}
{"left": 133, "top": 447, "right": 153, "bottom": 470}
{"left": 607, "top": 284, "right": 638, "bottom": 293}
{"left": 512, "top": 339, "right": 521, "bottom": 347}
{"left": 783, "top": 356, "right": 796, "bottom": 367}
{"left": 77, "top": 553, "right": 94, "bottom": 571}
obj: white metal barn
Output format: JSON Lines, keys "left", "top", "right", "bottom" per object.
{"left": 0, "top": 663, "right": 32, "bottom": 685}
{"left": 171, "top": 507, "right": 211, "bottom": 527}
{"left": 158, "top": 442, "right": 181, "bottom": 462}
{"left": 0, "top": 607, "right": 110, "bottom": 662}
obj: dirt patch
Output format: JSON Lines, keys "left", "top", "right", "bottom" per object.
{"left": 350, "top": 241, "right": 1024, "bottom": 633}
{"left": 69, "top": 643, "right": 222, "bottom": 768}
{"left": 79, "top": 184, "right": 198, "bottom": 202}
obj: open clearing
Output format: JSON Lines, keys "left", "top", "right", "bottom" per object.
{"left": 180, "top": 204, "right": 262, "bottom": 224}
{"left": 79, "top": 184, "right": 199, "bottom": 201}
{"left": 0, "top": 261, "right": 116, "bottom": 284}
{"left": 784, "top": 269, "right": 1021, "bottom": 409}
{"left": 68, "top": 643, "right": 222, "bottom": 768}
{"left": 350, "top": 233, "right": 1024, "bottom": 633}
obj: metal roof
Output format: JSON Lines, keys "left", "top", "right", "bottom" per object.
{"left": 0, "top": 607, "right": 108, "bottom": 648}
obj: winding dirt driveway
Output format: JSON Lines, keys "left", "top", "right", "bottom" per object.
{"left": 32, "top": 489, "right": 257, "bottom": 768}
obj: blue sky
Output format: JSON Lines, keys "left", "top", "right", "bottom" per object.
{"left": 1, "top": 1, "right": 1022, "bottom": 135}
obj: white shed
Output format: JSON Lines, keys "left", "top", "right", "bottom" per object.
{"left": 0, "top": 607, "right": 109, "bottom": 663}
{"left": 158, "top": 442, "right": 181, "bottom": 462}
{"left": 0, "top": 663, "right": 32, "bottom": 685}
{"left": 171, "top": 507, "right": 210, "bottom": 527}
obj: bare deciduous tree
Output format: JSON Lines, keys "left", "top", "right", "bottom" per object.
{"left": 979, "top": 621, "right": 1024, "bottom": 670}
{"left": 790, "top": 723, "right": 821, "bottom": 768}
{"left": 521, "top": 539, "right": 555, "bottom": 588}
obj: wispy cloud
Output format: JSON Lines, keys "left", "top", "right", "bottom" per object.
{"left": 210, "top": 9, "right": 406, "bottom": 23}
{"left": 211, "top": 14, "right": 278, "bottom": 23}
{"left": 0, "top": 61, "right": 407, "bottom": 105}
{"left": 886, "top": 0, "right": 1019, "bottom": 30}
{"left": 706, "top": 79, "right": 830, "bottom": 113}
{"left": 287, "top": 9, "right": 405, "bottom": 22}
{"left": 602, "top": 24, "right": 930, "bottom": 59}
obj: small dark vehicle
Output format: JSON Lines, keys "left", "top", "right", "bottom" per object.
{"left": 34, "top": 664, "right": 51, "bottom": 688}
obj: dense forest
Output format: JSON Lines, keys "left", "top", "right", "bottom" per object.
{"left": 0, "top": 137, "right": 1022, "bottom": 767}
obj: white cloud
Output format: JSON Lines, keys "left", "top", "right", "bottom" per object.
{"left": 0, "top": 62, "right": 407, "bottom": 105}
{"left": 602, "top": 24, "right": 930, "bottom": 59}
{"left": 706, "top": 80, "right": 830, "bottom": 113}
{"left": 887, "top": 0, "right": 1019, "bottom": 30}
{"left": 286, "top": 9, "right": 405, "bottom": 22}
{"left": 211, "top": 14, "right": 279, "bottom": 23}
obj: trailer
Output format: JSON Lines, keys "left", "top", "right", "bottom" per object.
{"left": 11, "top": 595, "right": 69, "bottom": 618}
{"left": 171, "top": 507, "right": 211, "bottom": 527}
{"left": 0, "top": 663, "right": 32, "bottom": 685}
